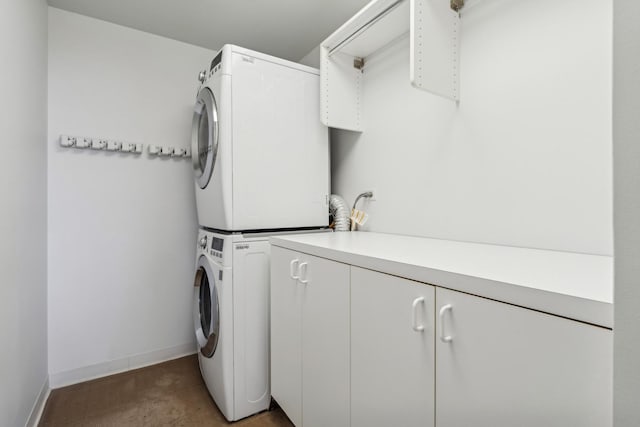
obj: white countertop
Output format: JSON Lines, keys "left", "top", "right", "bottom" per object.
{"left": 270, "top": 232, "right": 613, "bottom": 328}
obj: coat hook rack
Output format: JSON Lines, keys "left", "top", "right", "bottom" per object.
{"left": 59, "top": 135, "right": 191, "bottom": 159}
{"left": 147, "top": 145, "right": 191, "bottom": 158}
{"left": 60, "top": 135, "right": 143, "bottom": 154}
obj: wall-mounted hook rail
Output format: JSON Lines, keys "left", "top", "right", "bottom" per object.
{"left": 60, "top": 135, "right": 143, "bottom": 154}
{"left": 147, "top": 144, "right": 191, "bottom": 158}
{"left": 90, "top": 139, "right": 106, "bottom": 150}
{"left": 77, "top": 137, "right": 91, "bottom": 149}
{"left": 60, "top": 135, "right": 190, "bottom": 159}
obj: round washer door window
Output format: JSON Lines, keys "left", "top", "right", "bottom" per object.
{"left": 191, "top": 87, "right": 219, "bottom": 189}
{"left": 193, "top": 256, "right": 220, "bottom": 358}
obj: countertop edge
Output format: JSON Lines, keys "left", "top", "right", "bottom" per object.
{"left": 270, "top": 236, "right": 613, "bottom": 329}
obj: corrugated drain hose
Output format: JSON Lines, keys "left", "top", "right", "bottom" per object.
{"left": 329, "top": 194, "right": 350, "bottom": 231}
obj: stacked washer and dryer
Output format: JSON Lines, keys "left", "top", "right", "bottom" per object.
{"left": 190, "top": 44, "right": 329, "bottom": 422}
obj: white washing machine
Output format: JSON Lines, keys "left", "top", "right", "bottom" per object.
{"left": 191, "top": 44, "right": 330, "bottom": 232}
{"left": 193, "top": 228, "right": 272, "bottom": 421}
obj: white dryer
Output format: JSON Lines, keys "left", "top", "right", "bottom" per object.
{"left": 193, "top": 228, "right": 272, "bottom": 421}
{"left": 191, "top": 44, "right": 330, "bottom": 232}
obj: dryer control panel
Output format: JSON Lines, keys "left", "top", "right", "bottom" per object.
{"left": 209, "top": 237, "right": 224, "bottom": 259}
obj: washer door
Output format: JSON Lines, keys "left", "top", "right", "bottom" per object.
{"left": 191, "top": 87, "right": 219, "bottom": 189}
{"left": 193, "top": 255, "right": 220, "bottom": 358}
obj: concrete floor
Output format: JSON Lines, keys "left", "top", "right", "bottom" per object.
{"left": 40, "top": 355, "right": 293, "bottom": 426}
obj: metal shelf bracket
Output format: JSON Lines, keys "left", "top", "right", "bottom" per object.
{"left": 451, "top": 0, "right": 465, "bottom": 12}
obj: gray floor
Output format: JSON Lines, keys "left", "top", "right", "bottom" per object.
{"left": 39, "top": 355, "right": 293, "bottom": 426}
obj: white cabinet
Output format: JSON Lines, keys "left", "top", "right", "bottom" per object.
{"left": 271, "top": 240, "right": 612, "bottom": 427}
{"left": 320, "top": 0, "right": 461, "bottom": 131}
{"left": 270, "top": 246, "right": 350, "bottom": 427}
{"left": 435, "top": 287, "right": 613, "bottom": 427}
{"left": 350, "top": 267, "right": 435, "bottom": 427}
{"left": 270, "top": 246, "right": 303, "bottom": 426}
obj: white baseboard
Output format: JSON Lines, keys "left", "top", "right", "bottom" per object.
{"left": 25, "top": 377, "right": 50, "bottom": 427}
{"left": 49, "top": 342, "right": 196, "bottom": 389}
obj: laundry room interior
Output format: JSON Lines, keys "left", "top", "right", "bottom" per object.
{"left": 2, "top": 0, "right": 640, "bottom": 426}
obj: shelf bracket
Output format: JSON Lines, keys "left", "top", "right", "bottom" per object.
{"left": 451, "top": 0, "right": 465, "bottom": 12}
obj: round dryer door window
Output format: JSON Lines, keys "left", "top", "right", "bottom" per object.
{"left": 191, "top": 87, "right": 219, "bottom": 189}
{"left": 193, "top": 256, "right": 220, "bottom": 358}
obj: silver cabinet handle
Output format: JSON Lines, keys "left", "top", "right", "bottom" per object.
{"left": 298, "top": 262, "right": 309, "bottom": 284}
{"left": 439, "top": 304, "right": 453, "bottom": 343}
{"left": 411, "top": 297, "right": 425, "bottom": 332}
{"left": 289, "top": 259, "right": 300, "bottom": 280}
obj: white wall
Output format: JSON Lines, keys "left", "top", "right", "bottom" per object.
{"left": 0, "top": 0, "right": 49, "bottom": 425}
{"left": 613, "top": 0, "right": 640, "bottom": 424}
{"left": 300, "top": 45, "right": 320, "bottom": 68}
{"left": 48, "top": 8, "right": 215, "bottom": 386}
{"left": 330, "top": 0, "right": 612, "bottom": 256}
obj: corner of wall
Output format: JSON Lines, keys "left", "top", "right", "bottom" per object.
{"left": 299, "top": 45, "right": 321, "bottom": 68}
{"left": 25, "top": 378, "right": 50, "bottom": 427}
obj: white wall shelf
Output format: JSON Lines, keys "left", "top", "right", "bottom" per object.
{"left": 320, "top": 0, "right": 461, "bottom": 132}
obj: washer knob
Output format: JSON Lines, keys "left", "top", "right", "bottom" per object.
{"left": 198, "top": 70, "right": 207, "bottom": 83}
{"left": 199, "top": 235, "right": 207, "bottom": 249}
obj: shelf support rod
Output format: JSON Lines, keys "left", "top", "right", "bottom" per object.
{"left": 328, "top": 0, "right": 406, "bottom": 58}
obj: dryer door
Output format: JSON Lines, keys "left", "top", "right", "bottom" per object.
{"left": 193, "top": 255, "right": 220, "bottom": 358}
{"left": 191, "top": 87, "right": 219, "bottom": 189}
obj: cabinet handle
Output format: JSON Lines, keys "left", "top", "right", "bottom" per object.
{"left": 411, "top": 297, "right": 425, "bottom": 332}
{"left": 439, "top": 304, "right": 453, "bottom": 343}
{"left": 289, "top": 259, "right": 300, "bottom": 280}
{"left": 298, "top": 262, "right": 309, "bottom": 284}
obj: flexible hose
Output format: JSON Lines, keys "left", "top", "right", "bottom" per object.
{"left": 329, "top": 194, "right": 350, "bottom": 231}
{"left": 351, "top": 191, "right": 373, "bottom": 231}
{"left": 352, "top": 191, "right": 373, "bottom": 211}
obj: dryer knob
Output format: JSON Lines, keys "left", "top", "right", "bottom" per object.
{"left": 199, "top": 236, "right": 207, "bottom": 249}
{"left": 198, "top": 70, "right": 207, "bottom": 83}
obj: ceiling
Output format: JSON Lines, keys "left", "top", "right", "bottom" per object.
{"left": 47, "top": 0, "right": 372, "bottom": 61}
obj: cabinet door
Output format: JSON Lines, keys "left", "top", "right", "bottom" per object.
{"left": 300, "top": 254, "right": 350, "bottom": 427}
{"left": 351, "top": 267, "right": 435, "bottom": 427}
{"left": 270, "top": 246, "right": 303, "bottom": 426}
{"left": 435, "top": 288, "right": 612, "bottom": 427}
